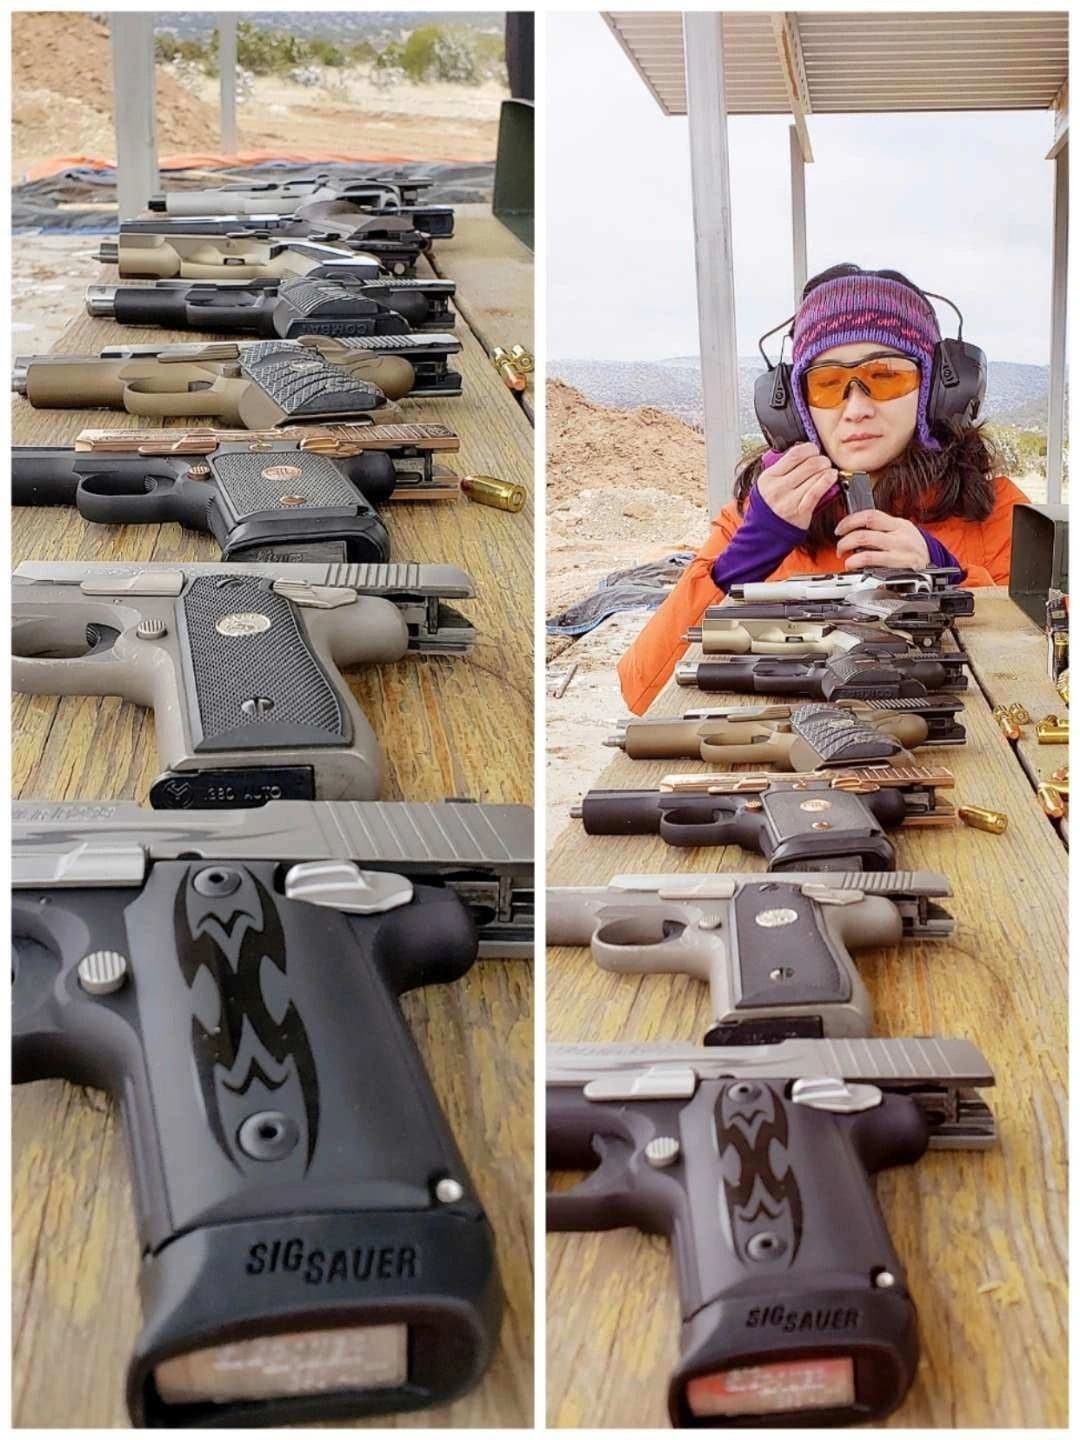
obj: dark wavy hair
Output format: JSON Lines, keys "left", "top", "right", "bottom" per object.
{"left": 741, "top": 263, "right": 1002, "bottom": 556}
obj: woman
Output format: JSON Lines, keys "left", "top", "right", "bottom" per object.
{"left": 618, "top": 263, "right": 1030, "bottom": 713}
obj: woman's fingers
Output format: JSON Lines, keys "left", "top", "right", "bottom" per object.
{"left": 796, "top": 472, "right": 842, "bottom": 526}
{"left": 835, "top": 527, "right": 889, "bottom": 556}
{"left": 842, "top": 549, "right": 916, "bottom": 571}
{"left": 768, "top": 441, "right": 821, "bottom": 475}
{"left": 835, "top": 509, "right": 892, "bottom": 535}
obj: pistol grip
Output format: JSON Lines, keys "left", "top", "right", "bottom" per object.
{"left": 152, "top": 575, "right": 403, "bottom": 805}
{"left": 668, "top": 1083, "right": 929, "bottom": 1426}
{"left": 14, "top": 874, "right": 501, "bottom": 1426}
{"left": 709, "top": 884, "right": 874, "bottom": 1044}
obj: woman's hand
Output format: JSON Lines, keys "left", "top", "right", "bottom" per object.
{"left": 835, "top": 510, "right": 931, "bottom": 571}
{"left": 755, "top": 442, "right": 838, "bottom": 530}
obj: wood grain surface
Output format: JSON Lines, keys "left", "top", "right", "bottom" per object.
{"left": 546, "top": 596, "right": 1067, "bottom": 1428}
{"left": 428, "top": 203, "right": 535, "bottom": 421}
{"left": 12, "top": 213, "right": 535, "bottom": 1428}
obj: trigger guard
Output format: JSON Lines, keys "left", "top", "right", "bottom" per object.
{"left": 574, "top": 1133, "right": 632, "bottom": 1196}
{"left": 658, "top": 809, "right": 726, "bottom": 848}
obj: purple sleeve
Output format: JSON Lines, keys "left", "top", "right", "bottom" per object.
{"left": 709, "top": 485, "right": 807, "bottom": 593}
{"left": 918, "top": 527, "right": 964, "bottom": 578}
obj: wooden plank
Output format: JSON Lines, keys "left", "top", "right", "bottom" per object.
{"left": 957, "top": 588, "right": 1069, "bottom": 799}
{"left": 12, "top": 243, "right": 534, "bottom": 1427}
{"left": 546, "top": 605, "right": 1067, "bottom": 1428}
{"left": 427, "top": 204, "right": 535, "bottom": 420}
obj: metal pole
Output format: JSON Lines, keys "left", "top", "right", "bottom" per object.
{"left": 218, "top": 15, "right": 238, "bottom": 154}
{"left": 789, "top": 124, "right": 807, "bottom": 305}
{"left": 110, "top": 13, "right": 158, "bottom": 219}
{"left": 683, "top": 12, "right": 741, "bottom": 514}
{"left": 1045, "top": 141, "right": 1067, "bottom": 504}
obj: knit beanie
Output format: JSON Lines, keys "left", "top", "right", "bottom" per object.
{"left": 791, "top": 272, "right": 942, "bottom": 452}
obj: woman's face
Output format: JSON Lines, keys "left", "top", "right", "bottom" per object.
{"left": 806, "top": 341, "right": 920, "bottom": 474}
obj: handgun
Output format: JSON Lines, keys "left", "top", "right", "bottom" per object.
{"left": 86, "top": 277, "right": 456, "bottom": 336}
{"left": 571, "top": 766, "right": 956, "bottom": 868}
{"left": 13, "top": 424, "right": 465, "bottom": 559}
{"left": 707, "top": 585, "right": 974, "bottom": 652}
{"left": 97, "top": 234, "right": 395, "bottom": 283}
{"left": 605, "top": 699, "right": 965, "bottom": 768}
{"left": 116, "top": 209, "right": 427, "bottom": 274}
{"left": 148, "top": 175, "right": 453, "bottom": 234}
{"left": 547, "top": 1038, "right": 995, "bottom": 1425}
{"left": 729, "top": 566, "right": 966, "bottom": 603}
{"left": 13, "top": 340, "right": 404, "bottom": 428}
{"left": 14, "top": 334, "right": 462, "bottom": 421}
{"left": 688, "top": 601, "right": 961, "bottom": 653}
{"left": 13, "top": 559, "right": 476, "bottom": 807}
{"left": 150, "top": 174, "right": 440, "bottom": 218}
{"left": 13, "top": 796, "right": 532, "bottom": 1426}
{"left": 548, "top": 870, "right": 953, "bottom": 1042}
{"left": 675, "top": 651, "right": 968, "bottom": 700}
{"left": 683, "top": 619, "right": 915, "bottom": 659}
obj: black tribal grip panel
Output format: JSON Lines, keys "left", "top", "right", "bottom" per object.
{"left": 547, "top": 1080, "right": 928, "bottom": 1426}
{"left": 13, "top": 868, "right": 501, "bottom": 1427}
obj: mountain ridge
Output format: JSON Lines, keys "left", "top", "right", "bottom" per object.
{"left": 550, "top": 357, "right": 1060, "bottom": 434}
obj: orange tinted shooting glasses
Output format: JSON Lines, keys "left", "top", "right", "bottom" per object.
{"left": 804, "top": 355, "right": 921, "bottom": 408}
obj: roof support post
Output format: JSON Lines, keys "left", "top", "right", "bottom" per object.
{"left": 789, "top": 124, "right": 807, "bottom": 304}
{"left": 109, "top": 13, "right": 158, "bottom": 220}
{"left": 218, "top": 15, "right": 238, "bottom": 154}
{"left": 683, "top": 12, "right": 741, "bottom": 514}
{"left": 1045, "top": 140, "right": 1067, "bottom": 504}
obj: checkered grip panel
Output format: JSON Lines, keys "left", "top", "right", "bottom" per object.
{"left": 183, "top": 573, "right": 346, "bottom": 751}
{"left": 210, "top": 451, "right": 361, "bottom": 514}
{"left": 239, "top": 349, "right": 383, "bottom": 417}
{"left": 790, "top": 704, "right": 903, "bottom": 764}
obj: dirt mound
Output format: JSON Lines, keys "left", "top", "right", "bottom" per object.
{"left": 546, "top": 380, "right": 711, "bottom": 615}
{"left": 12, "top": 12, "right": 223, "bottom": 166}
{"left": 547, "top": 379, "right": 709, "bottom": 505}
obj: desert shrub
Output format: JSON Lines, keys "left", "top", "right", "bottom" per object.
{"left": 430, "top": 31, "right": 478, "bottom": 83}
{"left": 308, "top": 39, "right": 346, "bottom": 68}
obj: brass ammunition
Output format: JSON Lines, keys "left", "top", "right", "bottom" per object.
{"left": 1036, "top": 715, "right": 1069, "bottom": 744}
{"left": 992, "top": 706, "right": 1021, "bottom": 741}
{"left": 461, "top": 474, "right": 527, "bottom": 513}
{"left": 1006, "top": 703, "right": 1032, "bottom": 726}
{"left": 509, "top": 344, "right": 535, "bottom": 373}
{"left": 958, "top": 805, "right": 1008, "bottom": 834}
{"left": 1056, "top": 667, "right": 1069, "bottom": 706}
{"left": 1038, "top": 784, "right": 1067, "bottom": 820}
{"left": 492, "top": 347, "right": 526, "bottom": 392}
{"left": 1051, "top": 766, "right": 1069, "bottom": 785}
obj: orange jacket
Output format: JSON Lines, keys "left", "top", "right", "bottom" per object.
{"left": 618, "top": 474, "right": 1030, "bottom": 714}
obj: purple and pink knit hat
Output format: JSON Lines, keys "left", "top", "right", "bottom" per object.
{"left": 791, "top": 272, "right": 942, "bottom": 452}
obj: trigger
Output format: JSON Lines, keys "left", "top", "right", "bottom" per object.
{"left": 85, "top": 624, "right": 120, "bottom": 656}
{"left": 569, "top": 1134, "right": 631, "bottom": 1198}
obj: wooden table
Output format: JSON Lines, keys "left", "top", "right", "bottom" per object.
{"left": 547, "top": 591, "right": 1067, "bottom": 1428}
{"left": 12, "top": 210, "right": 534, "bottom": 1428}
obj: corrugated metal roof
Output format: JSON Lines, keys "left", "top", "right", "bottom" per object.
{"left": 604, "top": 11, "right": 1068, "bottom": 117}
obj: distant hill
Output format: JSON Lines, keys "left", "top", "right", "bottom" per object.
{"left": 549, "top": 356, "right": 1061, "bottom": 436}
{"left": 157, "top": 14, "right": 502, "bottom": 44}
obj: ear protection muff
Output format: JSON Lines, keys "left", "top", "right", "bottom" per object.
{"left": 753, "top": 286, "right": 987, "bottom": 450}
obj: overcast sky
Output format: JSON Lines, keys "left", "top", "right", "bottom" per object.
{"left": 548, "top": 11, "right": 1059, "bottom": 366}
